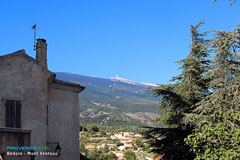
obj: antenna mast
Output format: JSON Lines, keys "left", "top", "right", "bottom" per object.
{"left": 32, "top": 24, "right": 37, "bottom": 50}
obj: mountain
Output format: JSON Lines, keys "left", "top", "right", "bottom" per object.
{"left": 109, "top": 75, "right": 159, "bottom": 87}
{"left": 55, "top": 72, "right": 160, "bottom": 127}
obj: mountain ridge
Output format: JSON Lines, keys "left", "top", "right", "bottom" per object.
{"left": 55, "top": 72, "right": 160, "bottom": 127}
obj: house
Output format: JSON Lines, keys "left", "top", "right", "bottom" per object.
{"left": 0, "top": 39, "right": 85, "bottom": 160}
{"left": 111, "top": 133, "right": 124, "bottom": 139}
{"left": 124, "top": 144, "right": 134, "bottom": 150}
{"left": 85, "top": 145, "right": 95, "bottom": 151}
{"left": 111, "top": 132, "right": 132, "bottom": 139}
{"left": 120, "top": 138, "right": 133, "bottom": 145}
{"left": 107, "top": 144, "right": 117, "bottom": 150}
{"left": 118, "top": 146, "right": 126, "bottom": 151}
{"left": 134, "top": 133, "right": 143, "bottom": 138}
{"left": 97, "top": 143, "right": 106, "bottom": 149}
{"left": 154, "top": 156, "right": 163, "bottom": 160}
{"left": 118, "top": 156, "right": 126, "bottom": 160}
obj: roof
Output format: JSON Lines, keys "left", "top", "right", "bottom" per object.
{"left": 154, "top": 156, "right": 163, "bottom": 160}
{"left": 1, "top": 49, "right": 40, "bottom": 64}
{"left": 85, "top": 145, "right": 95, "bottom": 149}
{"left": 49, "top": 78, "right": 85, "bottom": 93}
{"left": 0, "top": 49, "right": 53, "bottom": 74}
{"left": 1, "top": 49, "right": 85, "bottom": 93}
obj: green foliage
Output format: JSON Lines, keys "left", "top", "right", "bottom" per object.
{"left": 116, "top": 141, "right": 124, "bottom": 146}
{"left": 87, "top": 150, "right": 102, "bottom": 160}
{"left": 80, "top": 142, "right": 87, "bottom": 153}
{"left": 103, "top": 144, "right": 110, "bottom": 153}
{"left": 148, "top": 18, "right": 240, "bottom": 159}
{"left": 134, "top": 138, "right": 143, "bottom": 148}
{"left": 87, "top": 124, "right": 99, "bottom": 133}
{"left": 102, "top": 152, "right": 118, "bottom": 160}
{"left": 100, "top": 130, "right": 106, "bottom": 136}
{"left": 143, "top": 143, "right": 151, "bottom": 152}
{"left": 185, "top": 111, "right": 240, "bottom": 160}
{"left": 184, "top": 26, "right": 240, "bottom": 159}
{"left": 124, "top": 150, "right": 137, "bottom": 160}
{"left": 80, "top": 124, "right": 88, "bottom": 131}
{"left": 184, "top": 85, "right": 240, "bottom": 125}
{"left": 151, "top": 21, "right": 210, "bottom": 126}
{"left": 80, "top": 152, "right": 89, "bottom": 160}
{"left": 147, "top": 21, "right": 209, "bottom": 159}
{"left": 173, "top": 21, "right": 210, "bottom": 104}
{"left": 206, "top": 29, "right": 240, "bottom": 90}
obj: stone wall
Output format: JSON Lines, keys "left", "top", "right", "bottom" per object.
{"left": 0, "top": 51, "right": 51, "bottom": 160}
{"left": 0, "top": 128, "right": 31, "bottom": 160}
{"left": 47, "top": 88, "right": 80, "bottom": 160}
{"left": 0, "top": 50, "right": 83, "bottom": 160}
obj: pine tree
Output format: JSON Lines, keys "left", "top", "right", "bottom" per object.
{"left": 184, "top": 26, "right": 240, "bottom": 160}
{"left": 145, "top": 22, "right": 210, "bottom": 160}
{"left": 151, "top": 21, "right": 210, "bottom": 126}
{"left": 185, "top": 26, "right": 240, "bottom": 124}
{"left": 173, "top": 21, "right": 210, "bottom": 106}
{"left": 206, "top": 29, "right": 240, "bottom": 90}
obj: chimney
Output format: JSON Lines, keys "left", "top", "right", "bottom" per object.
{"left": 36, "top": 39, "right": 47, "bottom": 68}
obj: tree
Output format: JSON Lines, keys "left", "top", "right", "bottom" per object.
{"left": 184, "top": 26, "right": 240, "bottom": 160}
{"left": 87, "top": 150, "right": 102, "bottom": 160}
{"left": 184, "top": 27, "right": 240, "bottom": 124}
{"left": 134, "top": 138, "right": 143, "bottom": 148}
{"left": 145, "top": 21, "right": 210, "bottom": 160}
{"left": 80, "top": 152, "right": 89, "bottom": 160}
{"left": 100, "top": 131, "right": 106, "bottom": 136}
{"left": 80, "top": 124, "right": 87, "bottom": 131}
{"left": 124, "top": 150, "right": 136, "bottom": 160}
{"left": 103, "top": 144, "right": 110, "bottom": 153}
{"left": 102, "top": 152, "right": 118, "bottom": 160}
{"left": 173, "top": 21, "right": 210, "bottom": 106}
{"left": 206, "top": 29, "right": 240, "bottom": 90}
{"left": 185, "top": 111, "right": 240, "bottom": 160}
{"left": 185, "top": 85, "right": 240, "bottom": 124}
{"left": 80, "top": 142, "right": 86, "bottom": 153}
{"left": 87, "top": 124, "right": 99, "bottom": 133}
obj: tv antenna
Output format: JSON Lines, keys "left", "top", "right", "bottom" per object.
{"left": 32, "top": 24, "right": 37, "bottom": 50}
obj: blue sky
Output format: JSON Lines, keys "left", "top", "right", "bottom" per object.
{"left": 0, "top": 0, "right": 240, "bottom": 84}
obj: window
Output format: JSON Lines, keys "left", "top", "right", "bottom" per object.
{"left": 5, "top": 100, "right": 21, "bottom": 128}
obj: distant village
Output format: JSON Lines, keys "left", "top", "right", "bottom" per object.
{"left": 80, "top": 130, "right": 162, "bottom": 160}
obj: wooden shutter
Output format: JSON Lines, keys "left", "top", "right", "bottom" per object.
{"left": 16, "top": 101, "right": 21, "bottom": 128}
{"left": 11, "top": 101, "right": 16, "bottom": 128}
{"left": 5, "top": 100, "right": 21, "bottom": 128}
{"left": 5, "top": 100, "right": 10, "bottom": 127}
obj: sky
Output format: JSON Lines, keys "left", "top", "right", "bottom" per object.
{"left": 0, "top": 0, "right": 240, "bottom": 84}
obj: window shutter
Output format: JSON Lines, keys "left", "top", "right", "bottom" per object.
{"left": 16, "top": 101, "right": 21, "bottom": 128}
{"left": 11, "top": 101, "right": 16, "bottom": 128}
{"left": 5, "top": 100, "right": 21, "bottom": 128}
{"left": 5, "top": 100, "right": 10, "bottom": 127}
